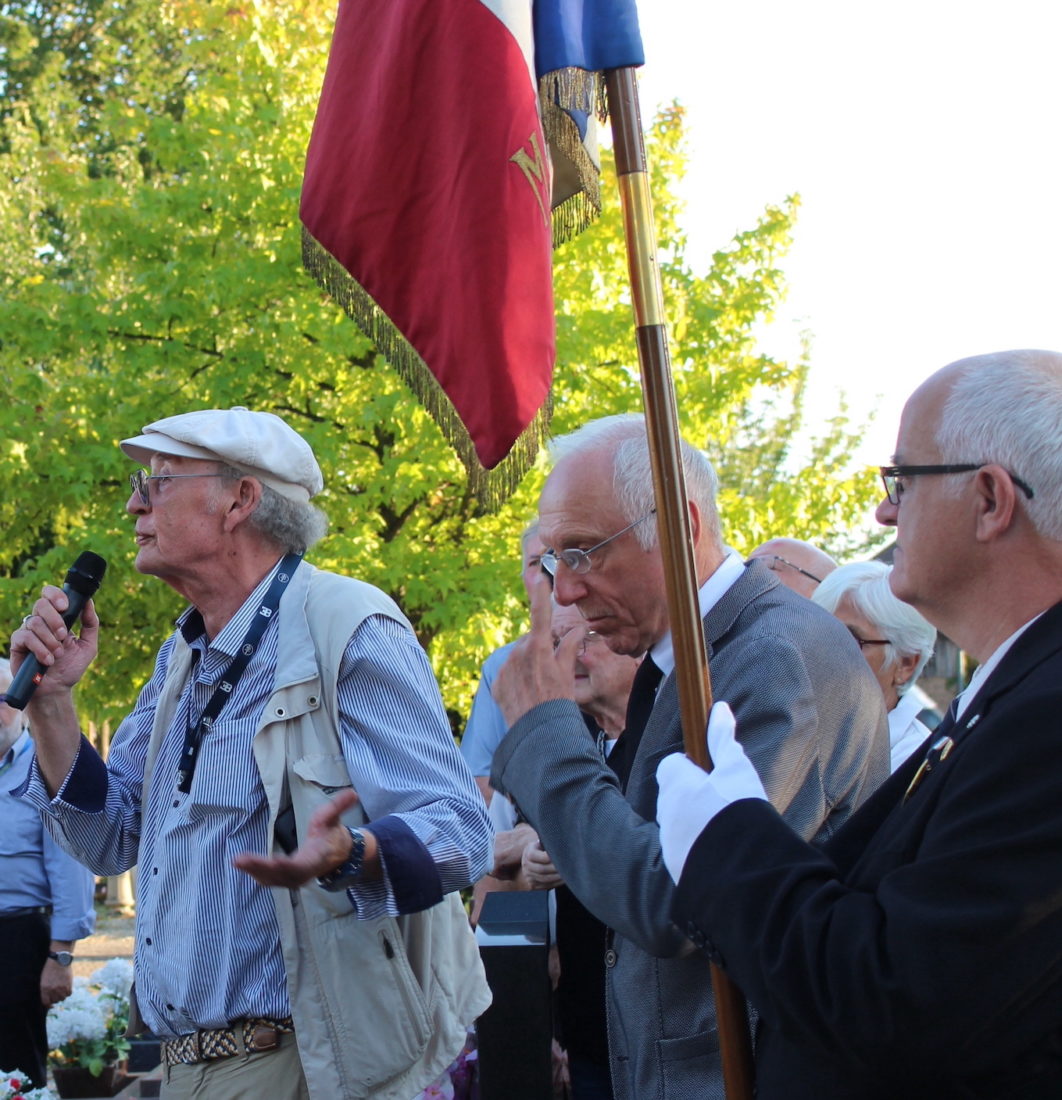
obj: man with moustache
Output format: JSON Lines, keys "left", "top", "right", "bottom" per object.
{"left": 489, "top": 413, "right": 888, "bottom": 1100}
{"left": 656, "top": 349, "right": 1062, "bottom": 1097}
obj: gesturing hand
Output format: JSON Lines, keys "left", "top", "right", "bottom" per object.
{"left": 492, "top": 573, "right": 583, "bottom": 726}
{"left": 233, "top": 789, "right": 369, "bottom": 888}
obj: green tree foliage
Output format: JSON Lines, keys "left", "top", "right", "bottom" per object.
{"left": 0, "top": 0, "right": 881, "bottom": 729}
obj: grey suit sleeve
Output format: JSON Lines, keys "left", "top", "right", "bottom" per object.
{"left": 491, "top": 631, "right": 886, "bottom": 958}
{"left": 491, "top": 699, "right": 687, "bottom": 956}
{"left": 703, "top": 631, "right": 888, "bottom": 846}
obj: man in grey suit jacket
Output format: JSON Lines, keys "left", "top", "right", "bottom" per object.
{"left": 490, "top": 414, "right": 889, "bottom": 1100}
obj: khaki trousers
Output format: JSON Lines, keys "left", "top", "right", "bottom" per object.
{"left": 161, "top": 1032, "right": 309, "bottom": 1100}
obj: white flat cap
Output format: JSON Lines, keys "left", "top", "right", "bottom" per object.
{"left": 120, "top": 407, "right": 323, "bottom": 503}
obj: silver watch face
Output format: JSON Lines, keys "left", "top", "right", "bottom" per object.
{"left": 50, "top": 951, "right": 74, "bottom": 966}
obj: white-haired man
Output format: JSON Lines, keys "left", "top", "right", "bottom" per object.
{"left": 490, "top": 413, "right": 888, "bottom": 1100}
{"left": 13, "top": 408, "right": 491, "bottom": 1100}
{"left": 657, "top": 350, "right": 1062, "bottom": 1097}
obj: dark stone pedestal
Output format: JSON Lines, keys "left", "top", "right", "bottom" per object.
{"left": 475, "top": 891, "right": 553, "bottom": 1100}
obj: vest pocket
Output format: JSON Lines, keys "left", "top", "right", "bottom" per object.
{"left": 339, "top": 918, "right": 433, "bottom": 1086}
{"left": 292, "top": 752, "right": 353, "bottom": 794}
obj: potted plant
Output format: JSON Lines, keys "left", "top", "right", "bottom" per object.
{"left": 46, "top": 959, "right": 133, "bottom": 1099}
{"left": 0, "top": 1071, "right": 56, "bottom": 1099}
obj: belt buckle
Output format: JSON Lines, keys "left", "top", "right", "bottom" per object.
{"left": 249, "top": 1023, "right": 280, "bottom": 1052}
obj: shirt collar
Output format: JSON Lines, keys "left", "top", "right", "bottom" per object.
{"left": 890, "top": 687, "right": 923, "bottom": 725}
{"left": 649, "top": 550, "right": 745, "bottom": 677}
{"left": 955, "top": 612, "right": 1043, "bottom": 719}
{"left": 177, "top": 557, "right": 288, "bottom": 656}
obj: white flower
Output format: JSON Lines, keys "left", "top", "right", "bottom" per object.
{"left": 46, "top": 997, "right": 107, "bottom": 1049}
{"left": 0, "top": 1071, "right": 57, "bottom": 1099}
{"left": 90, "top": 958, "right": 133, "bottom": 1002}
{"left": 45, "top": 956, "right": 132, "bottom": 1072}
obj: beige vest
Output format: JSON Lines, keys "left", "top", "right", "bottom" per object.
{"left": 141, "top": 565, "right": 491, "bottom": 1099}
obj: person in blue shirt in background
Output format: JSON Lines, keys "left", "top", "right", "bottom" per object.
{"left": 0, "top": 656, "right": 95, "bottom": 1088}
{"left": 460, "top": 520, "right": 546, "bottom": 804}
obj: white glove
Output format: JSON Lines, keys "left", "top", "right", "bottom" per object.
{"left": 656, "top": 701, "right": 767, "bottom": 883}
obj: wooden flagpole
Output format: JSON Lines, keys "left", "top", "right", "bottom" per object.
{"left": 604, "top": 65, "right": 755, "bottom": 1100}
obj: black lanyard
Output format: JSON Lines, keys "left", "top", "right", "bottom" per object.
{"left": 176, "top": 553, "right": 302, "bottom": 794}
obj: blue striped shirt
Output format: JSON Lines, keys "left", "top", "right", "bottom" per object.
{"left": 23, "top": 561, "right": 490, "bottom": 1038}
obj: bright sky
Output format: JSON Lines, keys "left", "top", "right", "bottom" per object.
{"left": 634, "top": 0, "right": 1062, "bottom": 469}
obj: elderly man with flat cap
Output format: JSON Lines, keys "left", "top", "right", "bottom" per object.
{"left": 13, "top": 408, "right": 491, "bottom": 1100}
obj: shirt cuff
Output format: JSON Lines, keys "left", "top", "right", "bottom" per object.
{"left": 17, "top": 735, "right": 108, "bottom": 814}
{"left": 369, "top": 815, "right": 443, "bottom": 914}
{"left": 50, "top": 914, "right": 97, "bottom": 942}
{"left": 55, "top": 736, "right": 110, "bottom": 813}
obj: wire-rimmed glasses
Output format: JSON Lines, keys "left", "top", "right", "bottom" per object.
{"left": 540, "top": 510, "right": 656, "bottom": 577}
{"left": 129, "top": 470, "right": 228, "bottom": 506}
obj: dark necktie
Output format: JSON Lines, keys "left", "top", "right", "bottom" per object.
{"left": 609, "top": 654, "right": 663, "bottom": 791}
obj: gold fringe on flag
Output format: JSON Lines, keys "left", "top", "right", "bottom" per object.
{"left": 539, "top": 67, "right": 610, "bottom": 122}
{"left": 540, "top": 68, "right": 610, "bottom": 245}
{"left": 302, "top": 226, "right": 551, "bottom": 512}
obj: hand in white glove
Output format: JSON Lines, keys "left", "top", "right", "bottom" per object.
{"left": 656, "top": 701, "right": 767, "bottom": 883}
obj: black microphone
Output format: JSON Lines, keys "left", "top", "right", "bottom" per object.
{"left": 5, "top": 551, "right": 107, "bottom": 710}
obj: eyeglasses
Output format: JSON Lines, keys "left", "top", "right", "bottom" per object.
{"left": 541, "top": 510, "right": 656, "bottom": 577}
{"left": 849, "top": 632, "right": 891, "bottom": 650}
{"left": 553, "top": 629, "right": 603, "bottom": 655}
{"left": 764, "top": 555, "right": 822, "bottom": 585}
{"left": 879, "top": 464, "right": 1034, "bottom": 507}
{"left": 129, "top": 469, "right": 228, "bottom": 506}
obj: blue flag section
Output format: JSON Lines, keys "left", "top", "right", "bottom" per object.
{"left": 533, "top": 0, "right": 644, "bottom": 243}
{"left": 534, "top": 0, "right": 644, "bottom": 75}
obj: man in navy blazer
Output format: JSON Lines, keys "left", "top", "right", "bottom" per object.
{"left": 490, "top": 414, "right": 888, "bottom": 1100}
{"left": 657, "top": 349, "right": 1062, "bottom": 1097}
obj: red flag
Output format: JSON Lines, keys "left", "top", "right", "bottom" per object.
{"left": 301, "top": 0, "right": 555, "bottom": 496}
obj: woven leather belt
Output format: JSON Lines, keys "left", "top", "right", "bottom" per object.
{"left": 161, "top": 1017, "right": 295, "bottom": 1065}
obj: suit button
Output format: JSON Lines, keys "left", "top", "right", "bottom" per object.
{"left": 604, "top": 948, "right": 618, "bottom": 968}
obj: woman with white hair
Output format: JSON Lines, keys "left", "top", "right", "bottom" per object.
{"left": 812, "top": 560, "right": 937, "bottom": 771}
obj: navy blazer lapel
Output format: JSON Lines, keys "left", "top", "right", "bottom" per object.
{"left": 826, "top": 599, "right": 1062, "bottom": 874}
{"left": 953, "top": 599, "right": 1062, "bottom": 736}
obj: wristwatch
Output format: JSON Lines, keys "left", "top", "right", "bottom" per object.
{"left": 317, "top": 827, "right": 366, "bottom": 892}
{"left": 48, "top": 950, "right": 74, "bottom": 966}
